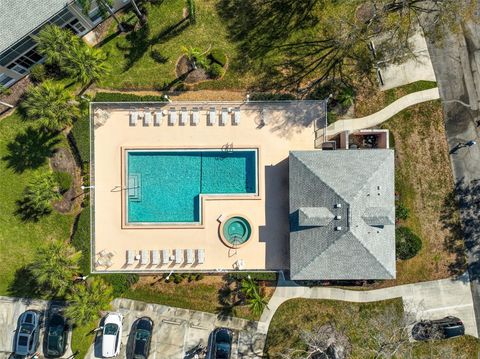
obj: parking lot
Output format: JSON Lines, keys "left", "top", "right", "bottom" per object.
{"left": 0, "top": 296, "right": 73, "bottom": 359}
{"left": 85, "top": 299, "right": 265, "bottom": 359}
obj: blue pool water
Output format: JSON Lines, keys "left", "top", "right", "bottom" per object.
{"left": 127, "top": 149, "right": 257, "bottom": 223}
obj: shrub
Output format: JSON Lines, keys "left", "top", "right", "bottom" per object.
{"left": 195, "top": 273, "right": 204, "bottom": 281}
{"left": 209, "top": 48, "right": 227, "bottom": 67}
{"left": 208, "top": 63, "right": 225, "bottom": 79}
{"left": 187, "top": 0, "right": 196, "bottom": 24}
{"left": 94, "top": 92, "right": 168, "bottom": 102}
{"left": 0, "top": 84, "right": 12, "bottom": 96}
{"left": 249, "top": 93, "right": 297, "bottom": 101}
{"left": 71, "top": 116, "right": 90, "bottom": 165}
{"left": 227, "top": 272, "right": 278, "bottom": 282}
{"left": 103, "top": 273, "right": 139, "bottom": 296}
{"left": 150, "top": 47, "right": 168, "bottom": 64}
{"left": 396, "top": 203, "right": 409, "bottom": 221}
{"left": 72, "top": 207, "right": 91, "bottom": 274}
{"left": 327, "top": 111, "right": 337, "bottom": 125}
{"left": 53, "top": 171, "right": 72, "bottom": 194}
{"left": 396, "top": 227, "right": 422, "bottom": 260}
{"left": 30, "top": 64, "right": 47, "bottom": 83}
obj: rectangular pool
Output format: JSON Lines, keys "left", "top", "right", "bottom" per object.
{"left": 126, "top": 149, "right": 258, "bottom": 224}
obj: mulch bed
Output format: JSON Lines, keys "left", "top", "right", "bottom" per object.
{"left": 50, "top": 147, "right": 82, "bottom": 214}
{"left": 175, "top": 55, "right": 209, "bottom": 83}
{"left": 0, "top": 76, "right": 32, "bottom": 116}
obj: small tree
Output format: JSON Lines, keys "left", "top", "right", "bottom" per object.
{"left": 64, "top": 44, "right": 110, "bottom": 89}
{"left": 17, "top": 171, "right": 61, "bottom": 221}
{"left": 65, "top": 277, "right": 113, "bottom": 326}
{"left": 77, "top": 0, "right": 126, "bottom": 32}
{"left": 396, "top": 227, "right": 422, "bottom": 260}
{"left": 182, "top": 46, "right": 209, "bottom": 69}
{"left": 31, "top": 239, "right": 81, "bottom": 296}
{"left": 20, "top": 80, "right": 79, "bottom": 130}
{"left": 34, "top": 25, "right": 80, "bottom": 67}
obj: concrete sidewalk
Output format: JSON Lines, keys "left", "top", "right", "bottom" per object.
{"left": 257, "top": 274, "right": 476, "bottom": 338}
{"left": 326, "top": 87, "right": 440, "bottom": 136}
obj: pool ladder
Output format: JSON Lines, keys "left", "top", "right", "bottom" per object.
{"left": 128, "top": 174, "right": 142, "bottom": 202}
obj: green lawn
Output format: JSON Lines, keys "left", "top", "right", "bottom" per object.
{"left": 99, "top": 0, "right": 252, "bottom": 90}
{"left": 265, "top": 298, "right": 480, "bottom": 358}
{"left": 0, "top": 112, "right": 75, "bottom": 295}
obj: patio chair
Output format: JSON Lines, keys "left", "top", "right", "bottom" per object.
{"left": 208, "top": 107, "right": 216, "bottom": 125}
{"left": 126, "top": 250, "right": 135, "bottom": 265}
{"left": 151, "top": 250, "right": 160, "bottom": 265}
{"left": 169, "top": 108, "right": 177, "bottom": 125}
{"left": 191, "top": 107, "right": 199, "bottom": 125}
{"left": 129, "top": 111, "right": 138, "bottom": 126}
{"left": 180, "top": 107, "right": 188, "bottom": 125}
{"left": 186, "top": 249, "right": 194, "bottom": 264}
{"left": 144, "top": 109, "right": 152, "bottom": 126}
{"left": 197, "top": 249, "right": 205, "bottom": 264}
{"left": 217, "top": 214, "right": 225, "bottom": 223}
{"left": 162, "top": 249, "right": 170, "bottom": 264}
{"left": 140, "top": 250, "right": 149, "bottom": 265}
{"left": 233, "top": 107, "right": 240, "bottom": 125}
{"left": 220, "top": 108, "right": 228, "bottom": 126}
{"left": 154, "top": 111, "right": 163, "bottom": 126}
{"left": 174, "top": 248, "right": 184, "bottom": 264}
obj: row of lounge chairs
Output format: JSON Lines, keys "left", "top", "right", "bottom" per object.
{"left": 129, "top": 107, "right": 241, "bottom": 127}
{"left": 126, "top": 249, "right": 205, "bottom": 266}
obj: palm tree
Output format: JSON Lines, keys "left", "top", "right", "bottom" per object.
{"left": 181, "top": 46, "right": 209, "bottom": 69}
{"left": 130, "top": 0, "right": 147, "bottom": 25}
{"left": 240, "top": 276, "right": 259, "bottom": 298}
{"left": 17, "top": 171, "right": 61, "bottom": 221}
{"left": 64, "top": 44, "right": 110, "bottom": 90}
{"left": 34, "top": 25, "right": 80, "bottom": 66}
{"left": 20, "top": 80, "right": 79, "bottom": 130}
{"left": 247, "top": 292, "right": 269, "bottom": 317}
{"left": 31, "top": 239, "right": 81, "bottom": 296}
{"left": 77, "top": 0, "right": 126, "bottom": 32}
{"left": 65, "top": 278, "right": 113, "bottom": 326}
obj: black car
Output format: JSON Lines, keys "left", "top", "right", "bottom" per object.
{"left": 127, "top": 317, "right": 154, "bottom": 359}
{"left": 209, "top": 328, "right": 233, "bottom": 359}
{"left": 412, "top": 316, "right": 465, "bottom": 341}
{"left": 45, "top": 312, "right": 68, "bottom": 358}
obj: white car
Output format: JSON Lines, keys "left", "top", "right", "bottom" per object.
{"left": 102, "top": 312, "right": 123, "bottom": 357}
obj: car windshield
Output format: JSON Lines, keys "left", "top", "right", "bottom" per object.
{"left": 104, "top": 323, "right": 119, "bottom": 335}
{"left": 216, "top": 342, "right": 230, "bottom": 358}
{"left": 20, "top": 324, "right": 33, "bottom": 334}
{"left": 18, "top": 335, "right": 28, "bottom": 346}
{"left": 135, "top": 329, "right": 150, "bottom": 341}
{"left": 47, "top": 335, "right": 61, "bottom": 353}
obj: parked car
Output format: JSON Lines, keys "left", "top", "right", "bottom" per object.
{"left": 15, "top": 310, "right": 40, "bottom": 356}
{"left": 127, "top": 317, "right": 154, "bottom": 359}
{"left": 208, "top": 327, "right": 233, "bottom": 359}
{"left": 102, "top": 312, "right": 123, "bottom": 358}
{"left": 412, "top": 316, "right": 465, "bottom": 341}
{"left": 45, "top": 309, "right": 68, "bottom": 358}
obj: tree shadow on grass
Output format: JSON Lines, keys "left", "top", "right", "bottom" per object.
{"left": 7, "top": 266, "right": 41, "bottom": 299}
{"left": 3, "top": 127, "right": 60, "bottom": 173}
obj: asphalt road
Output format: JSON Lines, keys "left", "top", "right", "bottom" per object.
{"left": 426, "top": 15, "right": 480, "bottom": 337}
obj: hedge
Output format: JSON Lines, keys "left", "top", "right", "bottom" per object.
{"left": 227, "top": 272, "right": 278, "bottom": 282}
{"left": 249, "top": 93, "right": 297, "bottom": 101}
{"left": 396, "top": 226, "right": 422, "bottom": 260}
{"left": 94, "top": 92, "right": 168, "bottom": 102}
{"left": 71, "top": 115, "right": 90, "bottom": 165}
{"left": 72, "top": 206, "right": 91, "bottom": 274}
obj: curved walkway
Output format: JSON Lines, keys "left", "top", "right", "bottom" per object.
{"left": 326, "top": 87, "right": 440, "bottom": 136}
{"left": 257, "top": 273, "right": 477, "bottom": 338}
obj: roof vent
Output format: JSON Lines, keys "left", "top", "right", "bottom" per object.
{"left": 335, "top": 203, "right": 342, "bottom": 208}
{"left": 335, "top": 215, "right": 342, "bottom": 220}
{"left": 335, "top": 226, "right": 342, "bottom": 231}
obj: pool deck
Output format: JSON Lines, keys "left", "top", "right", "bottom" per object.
{"left": 92, "top": 101, "right": 322, "bottom": 272}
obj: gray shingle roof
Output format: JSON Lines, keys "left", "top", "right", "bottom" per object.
{"left": 289, "top": 150, "right": 396, "bottom": 280}
{"left": 0, "top": 0, "right": 71, "bottom": 53}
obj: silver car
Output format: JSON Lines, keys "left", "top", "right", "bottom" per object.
{"left": 15, "top": 310, "right": 40, "bottom": 356}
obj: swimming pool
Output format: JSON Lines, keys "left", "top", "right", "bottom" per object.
{"left": 126, "top": 149, "right": 258, "bottom": 224}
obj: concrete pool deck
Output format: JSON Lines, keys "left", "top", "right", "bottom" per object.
{"left": 92, "top": 101, "right": 323, "bottom": 272}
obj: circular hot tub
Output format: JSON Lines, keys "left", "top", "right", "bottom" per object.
{"left": 219, "top": 215, "right": 252, "bottom": 248}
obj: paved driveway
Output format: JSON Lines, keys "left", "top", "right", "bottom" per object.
{"left": 0, "top": 296, "right": 73, "bottom": 359}
{"left": 85, "top": 299, "right": 265, "bottom": 359}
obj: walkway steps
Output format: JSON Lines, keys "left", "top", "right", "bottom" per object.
{"left": 326, "top": 87, "right": 440, "bottom": 136}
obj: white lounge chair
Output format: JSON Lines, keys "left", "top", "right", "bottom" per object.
{"left": 174, "top": 249, "right": 183, "bottom": 264}
{"left": 140, "top": 250, "right": 149, "bottom": 265}
{"left": 169, "top": 108, "right": 177, "bottom": 125}
{"left": 180, "top": 107, "right": 188, "bottom": 125}
{"left": 151, "top": 250, "right": 160, "bottom": 265}
{"left": 144, "top": 110, "right": 152, "bottom": 126}
{"left": 197, "top": 249, "right": 205, "bottom": 264}
{"left": 220, "top": 108, "right": 228, "bottom": 126}
{"left": 186, "top": 249, "right": 194, "bottom": 264}
{"left": 233, "top": 107, "right": 240, "bottom": 125}
{"left": 217, "top": 214, "right": 225, "bottom": 223}
{"left": 126, "top": 250, "right": 135, "bottom": 265}
{"left": 154, "top": 111, "right": 163, "bottom": 126}
{"left": 208, "top": 107, "right": 216, "bottom": 125}
{"left": 129, "top": 111, "right": 138, "bottom": 126}
{"left": 162, "top": 249, "right": 170, "bottom": 264}
{"left": 191, "top": 107, "right": 199, "bottom": 125}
